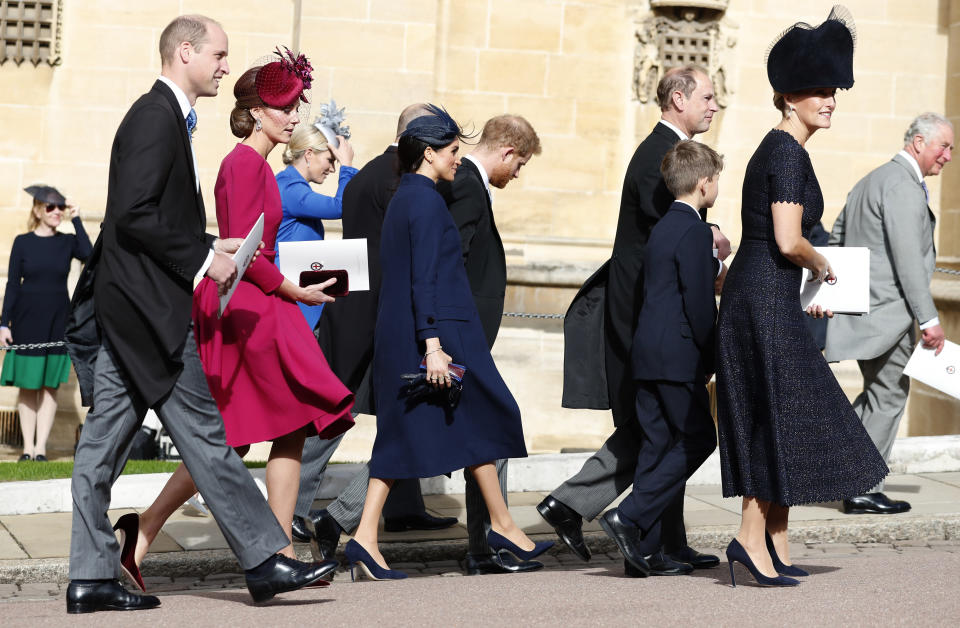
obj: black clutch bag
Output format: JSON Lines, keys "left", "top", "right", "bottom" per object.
{"left": 399, "top": 360, "right": 467, "bottom": 408}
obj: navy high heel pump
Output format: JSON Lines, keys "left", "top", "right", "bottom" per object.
{"left": 765, "top": 532, "right": 809, "bottom": 577}
{"left": 486, "top": 530, "right": 553, "bottom": 561}
{"left": 725, "top": 538, "right": 799, "bottom": 587}
{"left": 343, "top": 539, "right": 408, "bottom": 581}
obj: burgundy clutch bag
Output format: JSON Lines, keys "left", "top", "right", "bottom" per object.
{"left": 299, "top": 269, "right": 349, "bottom": 297}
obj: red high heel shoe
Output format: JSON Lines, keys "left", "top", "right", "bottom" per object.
{"left": 113, "top": 513, "right": 146, "bottom": 592}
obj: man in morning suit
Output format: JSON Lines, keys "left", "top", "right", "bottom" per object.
{"left": 437, "top": 114, "right": 543, "bottom": 575}
{"left": 65, "top": 15, "right": 331, "bottom": 613}
{"left": 825, "top": 112, "right": 953, "bottom": 515}
{"left": 599, "top": 140, "right": 722, "bottom": 576}
{"left": 539, "top": 65, "right": 729, "bottom": 572}
{"left": 296, "top": 105, "right": 458, "bottom": 562}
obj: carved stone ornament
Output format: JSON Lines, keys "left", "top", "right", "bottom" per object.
{"left": 633, "top": 1, "right": 737, "bottom": 107}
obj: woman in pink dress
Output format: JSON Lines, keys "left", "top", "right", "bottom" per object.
{"left": 116, "top": 49, "right": 354, "bottom": 591}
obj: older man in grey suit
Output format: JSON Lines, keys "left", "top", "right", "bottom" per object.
{"left": 825, "top": 112, "right": 953, "bottom": 515}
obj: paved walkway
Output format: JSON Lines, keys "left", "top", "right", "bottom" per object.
{"left": 2, "top": 471, "right": 960, "bottom": 587}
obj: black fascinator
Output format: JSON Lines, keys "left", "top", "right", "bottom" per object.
{"left": 400, "top": 104, "right": 466, "bottom": 145}
{"left": 765, "top": 5, "right": 856, "bottom": 93}
{"left": 24, "top": 184, "right": 66, "bottom": 205}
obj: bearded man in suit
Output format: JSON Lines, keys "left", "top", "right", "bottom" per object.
{"left": 437, "top": 114, "right": 543, "bottom": 575}
{"left": 539, "top": 65, "right": 730, "bottom": 574}
{"left": 66, "top": 15, "right": 330, "bottom": 614}
{"left": 825, "top": 112, "right": 953, "bottom": 515}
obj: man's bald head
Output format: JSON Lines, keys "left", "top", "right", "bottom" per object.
{"left": 396, "top": 103, "right": 432, "bottom": 140}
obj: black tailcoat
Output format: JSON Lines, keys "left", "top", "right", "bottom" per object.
{"left": 562, "top": 122, "right": 680, "bottom": 427}
{"left": 68, "top": 81, "right": 214, "bottom": 406}
{"left": 437, "top": 158, "right": 506, "bottom": 349}
{"left": 314, "top": 146, "right": 400, "bottom": 413}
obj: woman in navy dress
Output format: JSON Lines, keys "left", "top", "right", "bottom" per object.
{"left": 1, "top": 185, "right": 91, "bottom": 461}
{"left": 275, "top": 121, "right": 357, "bottom": 328}
{"left": 342, "top": 105, "right": 550, "bottom": 581}
{"left": 716, "top": 7, "right": 887, "bottom": 587}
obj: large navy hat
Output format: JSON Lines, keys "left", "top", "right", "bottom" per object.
{"left": 766, "top": 5, "right": 856, "bottom": 93}
{"left": 23, "top": 184, "right": 65, "bottom": 205}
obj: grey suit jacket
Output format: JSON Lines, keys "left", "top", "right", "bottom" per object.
{"left": 824, "top": 154, "right": 937, "bottom": 362}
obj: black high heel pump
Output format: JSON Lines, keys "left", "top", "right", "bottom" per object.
{"left": 725, "top": 538, "right": 799, "bottom": 587}
{"left": 765, "top": 531, "right": 809, "bottom": 577}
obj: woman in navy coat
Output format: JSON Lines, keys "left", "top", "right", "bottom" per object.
{"left": 342, "top": 105, "right": 550, "bottom": 581}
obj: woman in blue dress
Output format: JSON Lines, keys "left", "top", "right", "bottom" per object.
{"left": 1, "top": 185, "right": 92, "bottom": 461}
{"left": 275, "top": 121, "right": 357, "bottom": 328}
{"left": 342, "top": 105, "right": 551, "bottom": 580}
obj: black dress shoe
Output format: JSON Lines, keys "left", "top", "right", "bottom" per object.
{"left": 625, "top": 551, "right": 694, "bottom": 576}
{"left": 384, "top": 512, "right": 459, "bottom": 531}
{"left": 304, "top": 508, "right": 344, "bottom": 562}
{"left": 66, "top": 579, "right": 160, "bottom": 614}
{"left": 665, "top": 545, "right": 721, "bottom": 569}
{"left": 598, "top": 509, "right": 650, "bottom": 576}
{"left": 842, "top": 492, "right": 911, "bottom": 515}
{"left": 245, "top": 554, "right": 337, "bottom": 603}
{"left": 291, "top": 515, "right": 312, "bottom": 543}
{"left": 536, "top": 496, "right": 591, "bottom": 562}
{"left": 465, "top": 551, "right": 544, "bottom": 575}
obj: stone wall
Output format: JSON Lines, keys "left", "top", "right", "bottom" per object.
{"left": 1, "top": 1, "right": 958, "bottom": 458}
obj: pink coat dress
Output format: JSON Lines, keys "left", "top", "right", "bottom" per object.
{"left": 193, "top": 143, "right": 354, "bottom": 447}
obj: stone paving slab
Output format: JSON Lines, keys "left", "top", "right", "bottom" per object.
{"left": 0, "top": 525, "right": 26, "bottom": 560}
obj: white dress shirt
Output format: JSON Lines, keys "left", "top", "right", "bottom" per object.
{"left": 658, "top": 119, "right": 688, "bottom": 141}
{"left": 463, "top": 154, "right": 493, "bottom": 204}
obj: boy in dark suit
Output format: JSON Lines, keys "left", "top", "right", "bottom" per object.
{"left": 598, "top": 140, "right": 724, "bottom": 577}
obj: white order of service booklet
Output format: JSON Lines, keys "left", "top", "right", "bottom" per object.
{"left": 799, "top": 246, "right": 870, "bottom": 314}
{"left": 904, "top": 339, "right": 960, "bottom": 400}
{"left": 218, "top": 212, "right": 264, "bottom": 317}
{"left": 278, "top": 239, "right": 370, "bottom": 291}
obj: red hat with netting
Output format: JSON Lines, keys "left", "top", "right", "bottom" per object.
{"left": 255, "top": 46, "right": 313, "bottom": 108}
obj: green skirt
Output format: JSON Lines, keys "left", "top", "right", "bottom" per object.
{"left": 0, "top": 351, "right": 71, "bottom": 390}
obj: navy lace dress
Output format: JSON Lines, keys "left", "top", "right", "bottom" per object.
{"left": 716, "top": 129, "right": 887, "bottom": 506}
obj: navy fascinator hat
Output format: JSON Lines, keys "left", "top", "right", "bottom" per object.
{"left": 399, "top": 104, "right": 465, "bottom": 145}
{"left": 766, "top": 5, "right": 856, "bottom": 94}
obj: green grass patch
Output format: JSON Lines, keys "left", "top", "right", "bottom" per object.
{"left": 0, "top": 459, "right": 268, "bottom": 483}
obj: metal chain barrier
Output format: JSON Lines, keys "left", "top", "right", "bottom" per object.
{"left": 0, "top": 340, "right": 68, "bottom": 352}
{"left": 935, "top": 266, "right": 960, "bottom": 276}
{"left": 502, "top": 312, "right": 565, "bottom": 320}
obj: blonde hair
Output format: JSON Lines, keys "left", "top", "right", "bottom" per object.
{"left": 282, "top": 125, "right": 329, "bottom": 165}
{"left": 27, "top": 200, "right": 44, "bottom": 231}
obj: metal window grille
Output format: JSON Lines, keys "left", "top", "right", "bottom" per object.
{"left": 0, "top": 0, "right": 62, "bottom": 67}
{"left": 0, "top": 408, "right": 23, "bottom": 447}
{"left": 660, "top": 32, "right": 710, "bottom": 69}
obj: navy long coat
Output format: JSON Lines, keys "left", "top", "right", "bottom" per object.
{"left": 369, "top": 174, "right": 526, "bottom": 479}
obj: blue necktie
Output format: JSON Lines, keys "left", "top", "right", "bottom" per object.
{"left": 921, "top": 180, "right": 929, "bottom": 203}
{"left": 186, "top": 108, "right": 197, "bottom": 140}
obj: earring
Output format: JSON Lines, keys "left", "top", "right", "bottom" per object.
{"left": 787, "top": 107, "right": 795, "bottom": 119}
{"left": 255, "top": 118, "right": 262, "bottom": 131}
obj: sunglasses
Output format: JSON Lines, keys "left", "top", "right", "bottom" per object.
{"left": 44, "top": 203, "right": 66, "bottom": 212}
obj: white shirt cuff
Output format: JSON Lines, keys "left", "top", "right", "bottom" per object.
{"left": 919, "top": 317, "right": 940, "bottom": 330}
{"left": 196, "top": 248, "right": 215, "bottom": 281}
